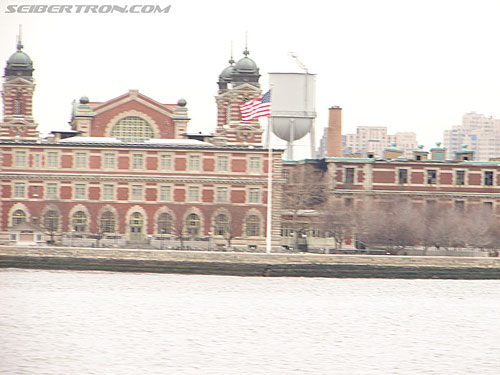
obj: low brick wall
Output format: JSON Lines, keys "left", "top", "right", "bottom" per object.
{"left": 1, "top": 246, "right": 500, "bottom": 279}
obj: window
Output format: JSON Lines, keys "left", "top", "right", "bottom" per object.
{"left": 249, "top": 157, "right": 261, "bottom": 173}
{"left": 248, "top": 188, "right": 260, "bottom": 203}
{"left": 216, "top": 156, "right": 229, "bottom": 172}
{"left": 33, "top": 154, "right": 41, "bottom": 168}
{"left": 14, "top": 94, "right": 22, "bottom": 114}
{"left": 188, "top": 186, "right": 200, "bottom": 202}
{"left": 131, "top": 185, "right": 143, "bottom": 200}
{"left": 32, "top": 186, "right": 40, "bottom": 197}
{"left": 14, "top": 151, "right": 27, "bottom": 167}
{"left": 103, "top": 152, "right": 116, "bottom": 169}
{"left": 158, "top": 213, "right": 173, "bottom": 234}
{"left": 427, "top": 170, "right": 437, "bottom": 184}
{"left": 111, "top": 116, "right": 154, "bottom": 142}
{"left": 131, "top": 154, "right": 144, "bottom": 170}
{"left": 14, "top": 182, "right": 26, "bottom": 198}
{"left": 345, "top": 168, "right": 355, "bottom": 184}
{"left": 159, "top": 154, "right": 173, "bottom": 171}
{"left": 72, "top": 211, "right": 87, "bottom": 232}
{"left": 484, "top": 171, "right": 494, "bottom": 186}
{"left": 186, "top": 213, "right": 200, "bottom": 237}
{"left": 74, "top": 184, "right": 86, "bottom": 200}
{"left": 12, "top": 210, "right": 26, "bottom": 226}
{"left": 188, "top": 155, "right": 201, "bottom": 171}
{"left": 398, "top": 169, "right": 408, "bottom": 184}
{"left": 454, "top": 200, "right": 465, "bottom": 212}
{"left": 47, "top": 152, "right": 59, "bottom": 168}
{"left": 46, "top": 183, "right": 58, "bottom": 199}
{"left": 130, "top": 213, "right": 143, "bottom": 234}
{"left": 43, "top": 210, "right": 59, "bottom": 232}
{"left": 456, "top": 170, "right": 465, "bottom": 185}
{"left": 214, "top": 214, "right": 229, "bottom": 235}
{"left": 216, "top": 187, "right": 229, "bottom": 203}
{"left": 246, "top": 215, "right": 260, "bottom": 237}
{"left": 100, "top": 211, "right": 115, "bottom": 233}
{"left": 102, "top": 184, "right": 115, "bottom": 200}
{"left": 159, "top": 186, "right": 172, "bottom": 201}
{"left": 74, "top": 152, "right": 87, "bottom": 168}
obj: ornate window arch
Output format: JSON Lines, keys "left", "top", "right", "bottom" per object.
{"left": 43, "top": 210, "right": 59, "bottom": 232}
{"left": 106, "top": 110, "right": 160, "bottom": 142}
{"left": 12, "top": 209, "right": 26, "bottom": 226}
{"left": 100, "top": 211, "right": 116, "bottom": 233}
{"left": 214, "top": 213, "right": 230, "bottom": 236}
{"left": 72, "top": 211, "right": 88, "bottom": 232}
{"left": 8, "top": 203, "right": 30, "bottom": 227}
{"left": 157, "top": 212, "right": 173, "bottom": 235}
{"left": 245, "top": 215, "right": 261, "bottom": 237}
{"left": 186, "top": 213, "right": 200, "bottom": 237}
{"left": 111, "top": 116, "right": 154, "bottom": 142}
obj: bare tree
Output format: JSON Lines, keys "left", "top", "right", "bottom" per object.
{"left": 282, "top": 162, "right": 327, "bottom": 249}
{"left": 320, "top": 203, "right": 353, "bottom": 250}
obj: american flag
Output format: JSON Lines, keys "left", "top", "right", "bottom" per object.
{"left": 240, "top": 90, "right": 272, "bottom": 121}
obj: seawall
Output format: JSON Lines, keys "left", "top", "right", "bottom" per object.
{"left": 1, "top": 246, "right": 500, "bottom": 279}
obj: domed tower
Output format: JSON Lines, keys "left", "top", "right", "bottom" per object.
{"left": 1, "top": 31, "right": 38, "bottom": 139}
{"left": 231, "top": 48, "right": 260, "bottom": 88}
{"left": 215, "top": 46, "right": 263, "bottom": 145}
{"left": 217, "top": 57, "right": 235, "bottom": 93}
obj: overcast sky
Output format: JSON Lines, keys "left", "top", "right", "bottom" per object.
{"left": 1, "top": 0, "right": 500, "bottom": 157}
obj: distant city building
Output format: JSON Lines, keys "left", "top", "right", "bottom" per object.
{"left": 443, "top": 112, "right": 500, "bottom": 161}
{"left": 338, "top": 126, "right": 418, "bottom": 158}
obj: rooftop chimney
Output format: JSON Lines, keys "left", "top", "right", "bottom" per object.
{"left": 326, "top": 106, "right": 342, "bottom": 157}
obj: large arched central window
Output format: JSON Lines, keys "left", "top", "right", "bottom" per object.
{"left": 111, "top": 116, "right": 154, "bottom": 142}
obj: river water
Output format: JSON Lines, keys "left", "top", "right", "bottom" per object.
{"left": 1, "top": 268, "right": 500, "bottom": 375}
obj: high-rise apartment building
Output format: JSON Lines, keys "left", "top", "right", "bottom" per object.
{"left": 443, "top": 112, "right": 500, "bottom": 161}
{"left": 339, "top": 127, "right": 418, "bottom": 158}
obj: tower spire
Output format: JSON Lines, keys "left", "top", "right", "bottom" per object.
{"left": 229, "top": 41, "right": 234, "bottom": 65}
{"left": 17, "top": 25, "right": 23, "bottom": 51}
{"left": 243, "top": 31, "right": 249, "bottom": 56}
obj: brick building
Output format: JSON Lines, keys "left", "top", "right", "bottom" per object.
{"left": 282, "top": 146, "right": 500, "bottom": 249}
{"left": 0, "top": 37, "right": 283, "bottom": 250}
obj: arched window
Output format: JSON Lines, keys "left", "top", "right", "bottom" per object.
{"left": 72, "top": 211, "right": 87, "bottom": 232}
{"left": 43, "top": 210, "right": 59, "bottom": 232}
{"left": 158, "top": 213, "right": 173, "bottom": 235}
{"left": 246, "top": 215, "right": 260, "bottom": 237}
{"left": 12, "top": 209, "right": 26, "bottom": 226}
{"left": 111, "top": 116, "right": 154, "bottom": 142}
{"left": 14, "top": 92, "right": 22, "bottom": 115}
{"left": 100, "top": 211, "right": 115, "bottom": 233}
{"left": 186, "top": 213, "right": 200, "bottom": 237}
{"left": 214, "top": 214, "right": 229, "bottom": 236}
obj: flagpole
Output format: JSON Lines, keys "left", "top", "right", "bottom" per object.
{"left": 265, "top": 87, "right": 273, "bottom": 254}
{"left": 266, "top": 115, "right": 273, "bottom": 254}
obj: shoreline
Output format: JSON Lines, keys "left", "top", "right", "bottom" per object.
{"left": 1, "top": 246, "right": 500, "bottom": 279}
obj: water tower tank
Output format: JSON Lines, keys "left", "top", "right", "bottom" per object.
{"left": 269, "top": 73, "right": 316, "bottom": 141}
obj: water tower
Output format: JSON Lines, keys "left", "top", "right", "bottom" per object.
{"left": 268, "top": 72, "right": 316, "bottom": 159}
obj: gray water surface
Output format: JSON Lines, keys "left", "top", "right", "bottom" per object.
{"left": 1, "top": 269, "right": 500, "bottom": 374}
